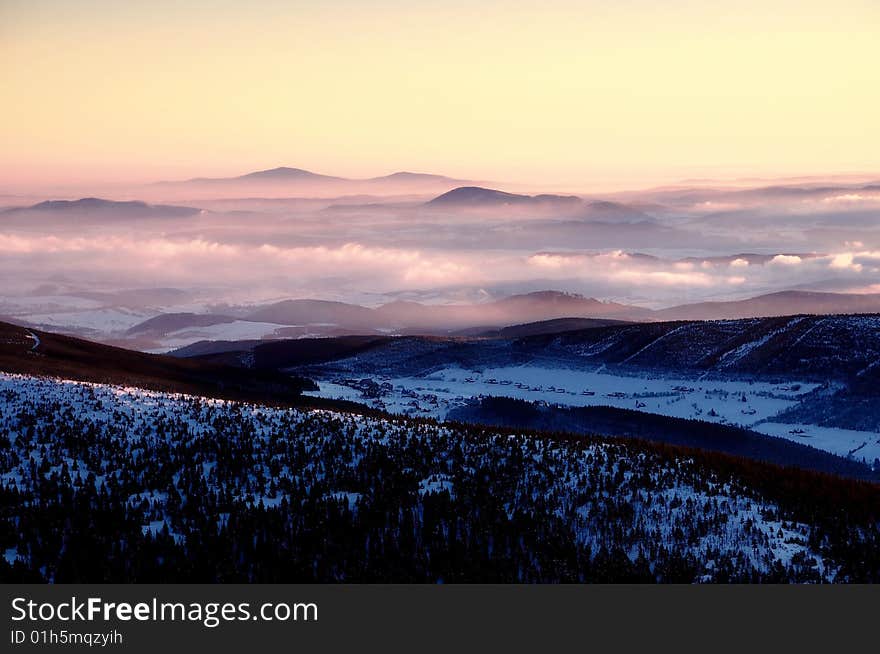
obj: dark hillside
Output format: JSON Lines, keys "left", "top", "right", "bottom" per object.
{"left": 0, "top": 321, "right": 366, "bottom": 411}
{"left": 448, "top": 397, "right": 879, "bottom": 481}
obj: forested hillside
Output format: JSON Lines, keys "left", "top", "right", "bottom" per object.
{"left": 3, "top": 373, "right": 879, "bottom": 583}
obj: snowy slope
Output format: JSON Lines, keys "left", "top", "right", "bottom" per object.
{"left": 0, "top": 371, "right": 845, "bottom": 582}
{"left": 306, "top": 364, "right": 820, "bottom": 431}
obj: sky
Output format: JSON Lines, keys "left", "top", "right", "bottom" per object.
{"left": 2, "top": 0, "right": 878, "bottom": 191}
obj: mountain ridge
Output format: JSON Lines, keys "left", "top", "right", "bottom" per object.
{"left": 3, "top": 197, "right": 201, "bottom": 218}
{"left": 149, "top": 166, "right": 480, "bottom": 198}
{"left": 658, "top": 290, "right": 880, "bottom": 321}
{"left": 425, "top": 186, "right": 581, "bottom": 208}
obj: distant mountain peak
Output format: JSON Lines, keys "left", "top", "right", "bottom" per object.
{"left": 497, "top": 290, "right": 608, "bottom": 306}
{"left": 238, "top": 167, "right": 337, "bottom": 180}
{"left": 7, "top": 197, "right": 200, "bottom": 218}
{"left": 374, "top": 171, "right": 457, "bottom": 181}
{"left": 156, "top": 168, "right": 479, "bottom": 196}
{"left": 32, "top": 197, "right": 145, "bottom": 210}
{"left": 657, "top": 289, "right": 880, "bottom": 321}
{"left": 426, "top": 186, "right": 581, "bottom": 207}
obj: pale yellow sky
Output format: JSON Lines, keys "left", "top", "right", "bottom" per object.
{"left": 2, "top": 0, "right": 878, "bottom": 190}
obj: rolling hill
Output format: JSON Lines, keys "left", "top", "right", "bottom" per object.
{"left": 0, "top": 320, "right": 331, "bottom": 407}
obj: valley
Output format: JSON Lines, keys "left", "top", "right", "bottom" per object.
{"left": 273, "top": 315, "right": 880, "bottom": 468}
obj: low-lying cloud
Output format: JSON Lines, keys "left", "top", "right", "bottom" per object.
{"left": 5, "top": 226, "right": 880, "bottom": 309}
{"left": 3, "top": 178, "right": 880, "bottom": 319}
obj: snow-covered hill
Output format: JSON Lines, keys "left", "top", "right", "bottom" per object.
{"left": 3, "top": 372, "right": 878, "bottom": 582}
{"left": 291, "top": 315, "right": 880, "bottom": 463}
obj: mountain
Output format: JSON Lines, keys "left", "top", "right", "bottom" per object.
{"left": 151, "top": 167, "right": 479, "bottom": 199}
{"left": 239, "top": 292, "right": 650, "bottom": 332}
{"left": 508, "top": 314, "right": 879, "bottom": 378}
{"left": 658, "top": 291, "right": 880, "bottom": 321}
{"left": 235, "top": 166, "right": 344, "bottom": 182}
{"left": 423, "top": 188, "right": 654, "bottom": 219}
{"left": 426, "top": 187, "right": 533, "bottom": 206}
{"left": 3, "top": 197, "right": 200, "bottom": 219}
{"left": 249, "top": 313, "right": 880, "bottom": 390}
{"left": 461, "top": 317, "right": 628, "bottom": 339}
{"left": 425, "top": 186, "right": 582, "bottom": 209}
{"left": 175, "top": 166, "right": 346, "bottom": 186}
{"left": 412, "top": 291, "right": 651, "bottom": 328}
{"left": 113, "top": 292, "right": 647, "bottom": 352}
{"left": 245, "top": 299, "right": 378, "bottom": 327}
{"left": 490, "top": 290, "right": 637, "bottom": 317}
